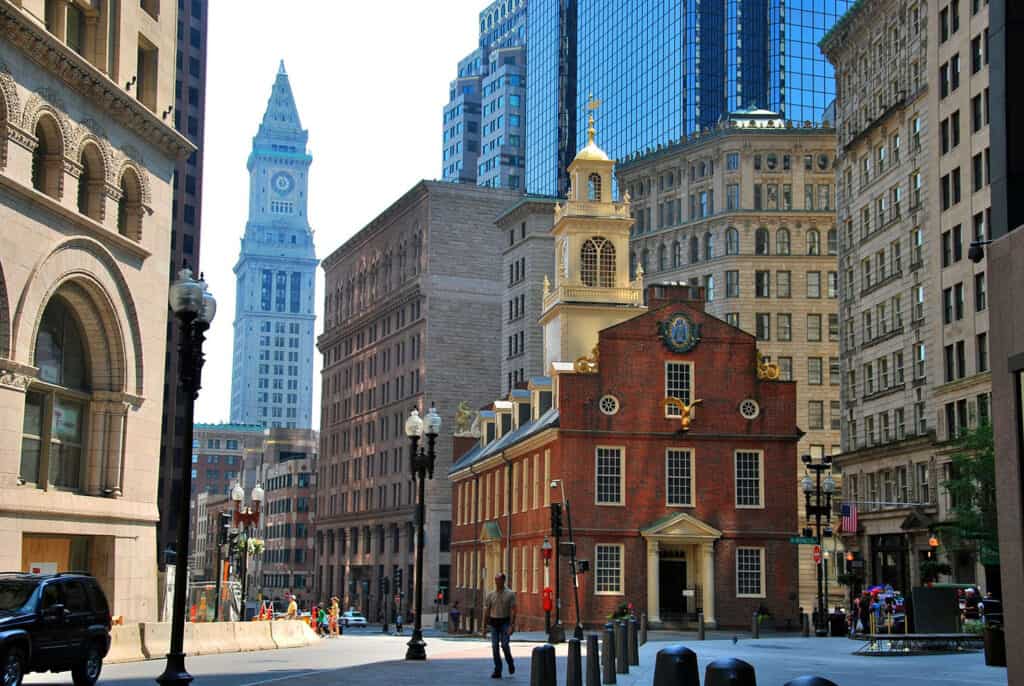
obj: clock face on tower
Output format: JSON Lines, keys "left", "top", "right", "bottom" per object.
{"left": 271, "top": 171, "right": 295, "bottom": 196}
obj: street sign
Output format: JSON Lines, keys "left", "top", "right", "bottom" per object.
{"left": 789, "top": 536, "right": 817, "bottom": 544}
{"left": 812, "top": 545, "right": 822, "bottom": 564}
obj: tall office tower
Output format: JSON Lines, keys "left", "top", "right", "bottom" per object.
{"left": 822, "top": 0, "right": 992, "bottom": 592}
{"left": 619, "top": 109, "right": 843, "bottom": 613}
{"left": 441, "top": 0, "right": 528, "bottom": 188}
{"left": 230, "top": 64, "right": 318, "bottom": 429}
{"left": 316, "top": 181, "right": 519, "bottom": 623}
{"left": 525, "top": 0, "right": 851, "bottom": 196}
{"left": 157, "top": 0, "right": 209, "bottom": 569}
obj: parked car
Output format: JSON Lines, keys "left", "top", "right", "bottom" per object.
{"left": 340, "top": 611, "right": 367, "bottom": 628}
{"left": 0, "top": 572, "right": 112, "bottom": 686}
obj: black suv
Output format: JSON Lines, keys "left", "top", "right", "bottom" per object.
{"left": 0, "top": 572, "right": 111, "bottom": 686}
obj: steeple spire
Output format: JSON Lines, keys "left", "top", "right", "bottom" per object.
{"left": 278, "top": 59, "right": 286, "bottom": 75}
{"left": 255, "top": 63, "right": 307, "bottom": 146}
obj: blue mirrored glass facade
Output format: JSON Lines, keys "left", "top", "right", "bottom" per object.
{"left": 524, "top": 0, "right": 850, "bottom": 196}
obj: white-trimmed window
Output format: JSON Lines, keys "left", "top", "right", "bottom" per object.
{"left": 665, "top": 361, "right": 693, "bottom": 416}
{"left": 595, "top": 544, "right": 623, "bottom": 594}
{"left": 736, "top": 547, "right": 765, "bottom": 597}
{"left": 735, "top": 450, "right": 764, "bottom": 508}
{"left": 595, "top": 446, "right": 623, "bottom": 505}
{"left": 666, "top": 448, "right": 694, "bottom": 506}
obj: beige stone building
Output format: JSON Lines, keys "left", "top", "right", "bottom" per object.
{"left": 617, "top": 110, "right": 843, "bottom": 613}
{"left": 822, "top": 0, "right": 992, "bottom": 591}
{"left": 0, "top": 1, "right": 192, "bottom": 620}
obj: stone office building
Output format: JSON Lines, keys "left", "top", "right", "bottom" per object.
{"left": 0, "top": 0, "right": 192, "bottom": 620}
{"left": 822, "top": 0, "right": 993, "bottom": 591}
{"left": 316, "top": 181, "right": 519, "bottom": 621}
{"left": 618, "top": 110, "right": 844, "bottom": 611}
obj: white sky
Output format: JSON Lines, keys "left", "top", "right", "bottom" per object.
{"left": 194, "top": 0, "right": 485, "bottom": 424}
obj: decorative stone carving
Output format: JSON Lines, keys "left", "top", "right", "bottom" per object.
{"left": 573, "top": 345, "right": 599, "bottom": 374}
{"left": 756, "top": 350, "right": 781, "bottom": 381}
{"left": 0, "top": 370, "right": 31, "bottom": 390}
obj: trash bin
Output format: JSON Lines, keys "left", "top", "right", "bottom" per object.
{"left": 829, "top": 613, "right": 846, "bottom": 637}
{"left": 984, "top": 625, "right": 1006, "bottom": 667}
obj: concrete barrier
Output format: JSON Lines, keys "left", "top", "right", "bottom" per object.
{"left": 186, "top": 622, "right": 240, "bottom": 655}
{"left": 106, "top": 624, "right": 145, "bottom": 664}
{"left": 235, "top": 621, "right": 277, "bottom": 652}
{"left": 140, "top": 622, "right": 171, "bottom": 660}
{"left": 270, "top": 619, "right": 309, "bottom": 649}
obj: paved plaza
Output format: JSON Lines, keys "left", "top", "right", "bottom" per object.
{"left": 22, "top": 628, "right": 1007, "bottom": 686}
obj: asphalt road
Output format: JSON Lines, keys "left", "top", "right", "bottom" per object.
{"left": 23, "top": 629, "right": 1007, "bottom": 686}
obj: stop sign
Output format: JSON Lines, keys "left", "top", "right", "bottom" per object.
{"left": 812, "top": 545, "right": 822, "bottom": 564}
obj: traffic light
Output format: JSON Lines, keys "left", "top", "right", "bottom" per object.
{"left": 218, "top": 512, "right": 231, "bottom": 545}
{"left": 550, "top": 502, "right": 563, "bottom": 537}
{"left": 394, "top": 567, "right": 403, "bottom": 593}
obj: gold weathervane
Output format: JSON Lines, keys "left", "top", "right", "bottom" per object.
{"left": 586, "top": 93, "right": 602, "bottom": 145}
{"left": 663, "top": 397, "right": 703, "bottom": 432}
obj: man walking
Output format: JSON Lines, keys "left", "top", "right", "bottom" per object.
{"left": 483, "top": 572, "right": 517, "bottom": 679}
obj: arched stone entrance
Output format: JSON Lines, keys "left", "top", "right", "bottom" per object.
{"left": 641, "top": 513, "right": 722, "bottom": 628}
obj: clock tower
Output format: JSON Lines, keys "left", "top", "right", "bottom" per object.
{"left": 230, "top": 62, "right": 318, "bottom": 428}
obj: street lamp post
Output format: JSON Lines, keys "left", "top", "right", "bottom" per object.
{"left": 157, "top": 267, "right": 216, "bottom": 686}
{"left": 231, "top": 482, "right": 264, "bottom": 618}
{"left": 404, "top": 404, "right": 441, "bottom": 661}
{"left": 551, "top": 479, "right": 583, "bottom": 640}
{"left": 801, "top": 453, "right": 836, "bottom": 638}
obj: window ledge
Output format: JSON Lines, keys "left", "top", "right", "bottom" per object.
{"left": 0, "top": 174, "right": 151, "bottom": 261}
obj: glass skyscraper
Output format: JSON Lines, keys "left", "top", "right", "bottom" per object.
{"left": 525, "top": 0, "right": 851, "bottom": 195}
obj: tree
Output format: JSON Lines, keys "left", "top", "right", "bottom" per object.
{"left": 940, "top": 422, "right": 998, "bottom": 566}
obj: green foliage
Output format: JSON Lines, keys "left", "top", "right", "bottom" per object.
{"left": 608, "top": 602, "right": 634, "bottom": 620}
{"left": 940, "top": 422, "right": 999, "bottom": 566}
{"left": 919, "top": 559, "right": 953, "bottom": 584}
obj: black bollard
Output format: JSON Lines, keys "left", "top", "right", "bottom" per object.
{"left": 530, "top": 644, "right": 557, "bottom": 686}
{"left": 628, "top": 618, "right": 639, "bottom": 666}
{"left": 567, "top": 638, "right": 583, "bottom": 686}
{"left": 705, "top": 658, "right": 757, "bottom": 686}
{"left": 586, "top": 633, "right": 601, "bottom": 686}
{"left": 801, "top": 612, "right": 810, "bottom": 637}
{"left": 640, "top": 612, "right": 648, "bottom": 645}
{"left": 697, "top": 612, "right": 706, "bottom": 640}
{"left": 652, "top": 645, "right": 699, "bottom": 686}
{"left": 615, "top": 621, "right": 629, "bottom": 674}
{"left": 784, "top": 677, "right": 839, "bottom": 686}
{"left": 601, "top": 627, "right": 616, "bottom": 685}
{"left": 751, "top": 611, "right": 760, "bottom": 639}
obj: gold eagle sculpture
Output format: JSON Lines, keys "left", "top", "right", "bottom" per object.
{"left": 663, "top": 397, "right": 703, "bottom": 431}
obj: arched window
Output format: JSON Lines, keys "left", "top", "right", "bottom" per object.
{"left": 806, "top": 228, "right": 821, "bottom": 256}
{"left": 672, "top": 241, "right": 682, "bottom": 268}
{"left": 658, "top": 244, "right": 667, "bottom": 272}
{"left": 704, "top": 232, "right": 714, "bottom": 260}
{"left": 77, "top": 143, "right": 104, "bottom": 221}
{"left": 581, "top": 236, "right": 616, "bottom": 287}
{"left": 117, "top": 167, "right": 143, "bottom": 239}
{"left": 726, "top": 227, "right": 740, "bottom": 255}
{"left": 776, "top": 227, "right": 791, "bottom": 255}
{"left": 20, "top": 296, "right": 90, "bottom": 489}
{"left": 588, "top": 173, "right": 602, "bottom": 201}
{"left": 755, "top": 228, "right": 770, "bottom": 255}
{"left": 827, "top": 228, "right": 838, "bottom": 256}
{"left": 32, "top": 115, "right": 63, "bottom": 199}
{"left": 689, "top": 236, "right": 699, "bottom": 263}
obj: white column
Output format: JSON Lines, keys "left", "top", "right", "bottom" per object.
{"left": 701, "top": 541, "right": 716, "bottom": 628}
{"left": 646, "top": 538, "right": 660, "bottom": 624}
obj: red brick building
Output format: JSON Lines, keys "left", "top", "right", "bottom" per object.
{"left": 448, "top": 123, "right": 799, "bottom": 631}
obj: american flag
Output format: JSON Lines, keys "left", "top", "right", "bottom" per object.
{"left": 841, "top": 503, "right": 858, "bottom": 533}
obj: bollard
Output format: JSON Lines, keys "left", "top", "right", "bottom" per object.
{"left": 530, "top": 644, "right": 557, "bottom": 686}
{"left": 704, "top": 658, "right": 757, "bottom": 686}
{"left": 601, "top": 626, "right": 616, "bottom": 685}
{"left": 652, "top": 645, "right": 699, "bottom": 686}
{"left": 640, "top": 612, "right": 648, "bottom": 645}
{"left": 801, "top": 612, "right": 810, "bottom": 637}
{"left": 784, "top": 677, "right": 839, "bottom": 686}
{"left": 628, "top": 618, "right": 639, "bottom": 666}
{"left": 697, "top": 612, "right": 706, "bottom": 641}
{"left": 586, "top": 633, "right": 601, "bottom": 686}
{"left": 615, "top": 621, "right": 629, "bottom": 674}
{"left": 751, "top": 611, "right": 760, "bottom": 639}
{"left": 567, "top": 638, "right": 583, "bottom": 686}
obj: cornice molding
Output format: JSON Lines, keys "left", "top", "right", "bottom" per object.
{"left": 0, "top": 4, "right": 195, "bottom": 160}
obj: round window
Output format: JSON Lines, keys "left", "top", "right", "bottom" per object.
{"left": 599, "top": 395, "right": 620, "bottom": 416}
{"left": 739, "top": 399, "right": 760, "bottom": 420}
